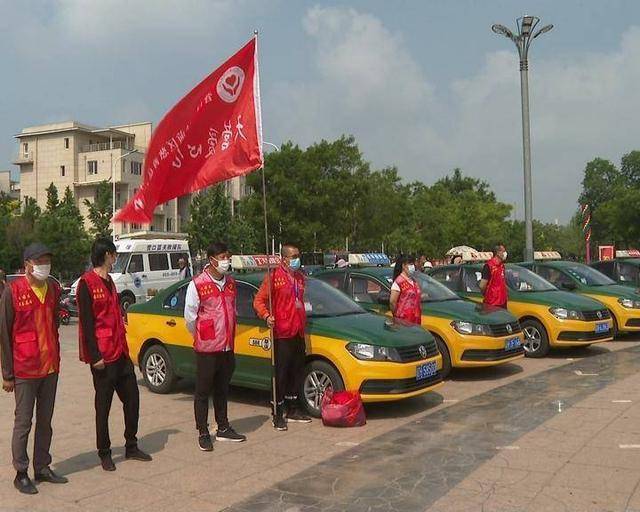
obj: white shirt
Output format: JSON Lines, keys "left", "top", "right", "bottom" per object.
{"left": 184, "top": 272, "right": 227, "bottom": 336}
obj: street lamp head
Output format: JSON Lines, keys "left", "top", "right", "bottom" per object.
{"left": 517, "top": 15, "right": 539, "bottom": 36}
{"left": 492, "top": 23, "right": 515, "bottom": 40}
{"left": 533, "top": 24, "right": 554, "bottom": 39}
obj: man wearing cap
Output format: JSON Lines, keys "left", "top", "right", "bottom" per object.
{"left": 78, "top": 237, "right": 152, "bottom": 471}
{"left": 0, "top": 243, "right": 68, "bottom": 494}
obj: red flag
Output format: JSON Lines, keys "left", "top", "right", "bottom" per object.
{"left": 115, "top": 36, "right": 263, "bottom": 223}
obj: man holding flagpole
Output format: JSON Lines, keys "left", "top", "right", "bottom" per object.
{"left": 254, "top": 244, "right": 312, "bottom": 430}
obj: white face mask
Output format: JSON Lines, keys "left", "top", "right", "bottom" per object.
{"left": 501, "top": 251, "right": 508, "bottom": 261}
{"left": 407, "top": 264, "right": 416, "bottom": 275}
{"left": 216, "top": 259, "right": 231, "bottom": 274}
{"left": 32, "top": 264, "right": 51, "bottom": 281}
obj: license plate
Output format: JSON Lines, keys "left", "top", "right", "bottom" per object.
{"left": 595, "top": 322, "right": 610, "bottom": 334}
{"left": 505, "top": 337, "right": 522, "bottom": 351}
{"left": 416, "top": 361, "right": 437, "bottom": 381}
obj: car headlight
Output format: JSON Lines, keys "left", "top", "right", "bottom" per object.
{"left": 450, "top": 321, "right": 490, "bottom": 336}
{"left": 346, "top": 342, "right": 400, "bottom": 361}
{"left": 618, "top": 298, "right": 640, "bottom": 309}
{"left": 549, "top": 307, "right": 583, "bottom": 320}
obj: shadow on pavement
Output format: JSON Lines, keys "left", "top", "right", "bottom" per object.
{"left": 232, "top": 414, "right": 270, "bottom": 433}
{"left": 169, "top": 379, "right": 271, "bottom": 409}
{"left": 364, "top": 391, "right": 444, "bottom": 419}
{"left": 53, "top": 428, "right": 180, "bottom": 476}
{"left": 448, "top": 362, "right": 523, "bottom": 382}
{"left": 546, "top": 344, "right": 610, "bottom": 359}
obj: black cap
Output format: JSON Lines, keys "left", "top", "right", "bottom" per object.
{"left": 23, "top": 243, "right": 52, "bottom": 261}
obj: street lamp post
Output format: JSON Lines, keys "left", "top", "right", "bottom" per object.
{"left": 492, "top": 16, "right": 552, "bottom": 261}
{"left": 111, "top": 149, "right": 138, "bottom": 241}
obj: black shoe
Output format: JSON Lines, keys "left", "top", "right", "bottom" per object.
{"left": 272, "top": 415, "right": 288, "bottom": 431}
{"left": 34, "top": 467, "right": 68, "bottom": 484}
{"left": 287, "top": 409, "right": 312, "bottom": 423}
{"left": 14, "top": 472, "right": 38, "bottom": 495}
{"left": 125, "top": 447, "right": 152, "bottom": 462}
{"left": 198, "top": 432, "right": 213, "bottom": 451}
{"left": 100, "top": 455, "right": 116, "bottom": 472}
{"left": 216, "top": 426, "right": 246, "bottom": 442}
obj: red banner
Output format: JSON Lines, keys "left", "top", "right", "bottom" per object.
{"left": 115, "top": 36, "right": 263, "bottom": 223}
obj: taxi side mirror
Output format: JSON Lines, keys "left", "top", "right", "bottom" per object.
{"left": 377, "top": 291, "right": 390, "bottom": 305}
{"left": 561, "top": 281, "right": 577, "bottom": 291}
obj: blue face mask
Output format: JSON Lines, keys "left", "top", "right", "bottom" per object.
{"left": 289, "top": 258, "right": 301, "bottom": 271}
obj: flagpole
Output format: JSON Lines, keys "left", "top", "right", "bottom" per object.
{"left": 262, "top": 141, "right": 280, "bottom": 419}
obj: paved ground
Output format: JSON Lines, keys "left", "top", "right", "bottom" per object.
{"left": 1, "top": 323, "right": 640, "bottom": 511}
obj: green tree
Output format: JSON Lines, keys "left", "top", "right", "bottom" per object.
{"left": 84, "top": 181, "right": 113, "bottom": 238}
{"left": 45, "top": 182, "right": 59, "bottom": 210}
{"left": 578, "top": 158, "right": 623, "bottom": 246}
{"left": 0, "top": 193, "right": 24, "bottom": 271}
{"left": 620, "top": 151, "right": 640, "bottom": 187}
{"left": 34, "top": 185, "right": 90, "bottom": 279}
{"left": 243, "top": 136, "right": 374, "bottom": 252}
{"left": 186, "top": 185, "right": 232, "bottom": 256}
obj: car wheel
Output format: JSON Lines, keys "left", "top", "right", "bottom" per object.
{"left": 120, "top": 292, "right": 135, "bottom": 312}
{"left": 300, "top": 360, "right": 345, "bottom": 418}
{"left": 521, "top": 319, "right": 550, "bottom": 358}
{"left": 141, "top": 345, "right": 176, "bottom": 394}
{"left": 434, "top": 336, "right": 452, "bottom": 379}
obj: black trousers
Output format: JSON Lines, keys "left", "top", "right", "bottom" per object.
{"left": 91, "top": 355, "right": 139, "bottom": 457}
{"left": 274, "top": 337, "right": 306, "bottom": 411}
{"left": 194, "top": 351, "right": 235, "bottom": 432}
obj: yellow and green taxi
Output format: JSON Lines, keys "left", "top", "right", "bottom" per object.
{"left": 125, "top": 268, "right": 443, "bottom": 417}
{"left": 428, "top": 263, "right": 613, "bottom": 358}
{"left": 314, "top": 261, "right": 525, "bottom": 378}
{"left": 590, "top": 256, "right": 640, "bottom": 289}
{"left": 520, "top": 259, "right": 640, "bottom": 337}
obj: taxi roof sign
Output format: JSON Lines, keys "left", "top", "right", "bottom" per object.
{"left": 534, "top": 251, "right": 562, "bottom": 260}
{"left": 616, "top": 249, "right": 640, "bottom": 258}
{"left": 231, "top": 254, "right": 281, "bottom": 271}
{"left": 348, "top": 253, "right": 390, "bottom": 267}
{"left": 463, "top": 251, "right": 493, "bottom": 262}
{"left": 445, "top": 246, "right": 492, "bottom": 262}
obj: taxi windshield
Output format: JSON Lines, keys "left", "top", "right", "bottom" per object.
{"left": 305, "top": 278, "right": 366, "bottom": 318}
{"left": 565, "top": 264, "right": 616, "bottom": 286}
{"left": 112, "top": 253, "right": 129, "bottom": 274}
{"left": 413, "top": 273, "right": 461, "bottom": 302}
{"left": 506, "top": 266, "right": 556, "bottom": 292}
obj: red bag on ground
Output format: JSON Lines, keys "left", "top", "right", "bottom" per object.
{"left": 321, "top": 389, "right": 366, "bottom": 427}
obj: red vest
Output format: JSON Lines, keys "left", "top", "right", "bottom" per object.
{"left": 193, "top": 271, "right": 237, "bottom": 353}
{"left": 78, "top": 271, "right": 128, "bottom": 364}
{"left": 483, "top": 257, "right": 508, "bottom": 307}
{"left": 393, "top": 273, "right": 422, "bottom": 325}
{"left": 272, "top": 266, "right": 306, "bottom": 339}
{"left": 10, "top": 276, "right": 60, "bottom": 379}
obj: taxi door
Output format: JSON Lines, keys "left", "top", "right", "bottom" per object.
{"left": 157, "top": 280, "right": 272, "bottom": 388}
{"left": 232, "top": 281, "right": 273, "bottom": 390}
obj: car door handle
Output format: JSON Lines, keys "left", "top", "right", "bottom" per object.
{"left": 142, "top": 274, "right": 148, "bottom": 278}
{"left": 166, "top": 319, "right": 176, "bottom": 327}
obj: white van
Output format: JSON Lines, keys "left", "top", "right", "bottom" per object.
{"left": 70, "top": 238, "right": 192, "bottom": 311}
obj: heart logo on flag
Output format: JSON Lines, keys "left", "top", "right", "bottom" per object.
{"left": 217, "top": 66, "right": 245, "bottom": 103}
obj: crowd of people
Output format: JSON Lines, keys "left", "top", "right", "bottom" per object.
{"left": 0, "top": 236, "right": 508, "bottom": 495}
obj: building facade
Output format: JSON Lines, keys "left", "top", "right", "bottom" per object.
{"left": 13, "top": 120, "right": 248, "bottom": 237}
{"left": 0, "top": 170, "right": 20, "bottom": 200}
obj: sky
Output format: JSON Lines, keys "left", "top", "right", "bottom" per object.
{"left": 1, "top": 0, "right": 639, "bottom": 223}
